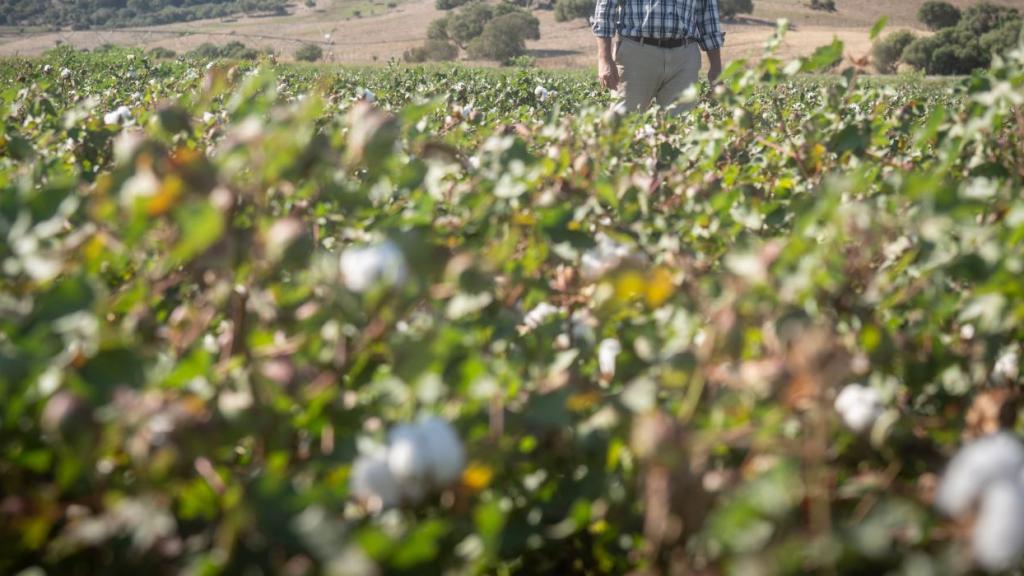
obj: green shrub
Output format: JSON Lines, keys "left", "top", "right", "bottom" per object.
{"left": 403, "top": 39, "right": 459, "bottom": 62}
{"left": 918, "top": 1, "right": 961, "bottom": 30}
{"left": 719, "top": 0, "right": 753, "bottom": 18}
{"left": 147, "top": 46, "right": 178, "bottom": 59}
{"left": 294, "top": 43, "right": 324, "bottom": 62}
{"left": 903, "top": 5, "right": 1021, "bottom": 75}
{"left": 436, "top": 0, "right": 470, "bottom": 10}
{"left": 872, "top": 30, "right": 916, "bottom": 74}
{"left": 808, "top": 0, "right": 835, "bottom": 12}
{"left": 188, "top": 41, "right": 266, "bottom": 60}
{"left": 554, "top": 0, "right": 595, "bottom": 22}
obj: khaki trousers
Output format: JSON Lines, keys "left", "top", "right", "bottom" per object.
{"left": 613, "top": 38, "right": 702, "bottom": 116}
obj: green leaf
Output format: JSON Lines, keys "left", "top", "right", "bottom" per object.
{"left": 801, "top": 38, "right": 844, "bottom": 73}
{"left": 870, "top": 16, "right": 889, "bottom": 41}
{"left": 171, "top": 201, "right": 224, "bottom": 263}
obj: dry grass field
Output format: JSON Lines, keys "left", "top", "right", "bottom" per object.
{"left": 1, "top": 0, "right": 1022, "bottom": 69}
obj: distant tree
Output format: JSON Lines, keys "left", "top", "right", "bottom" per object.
{"left": 960, "top": 2, "right": 1019, "bottom": 35}
{"left": 428, "top": 16, "right": 450, "bottom": 40}
{"left": 718, "top": 0, "right": 753, "bottom": 19}
{"left": 872, "top": 30, "right": 916, "bottom": 73}
{"left": 467, "top": 12, "right": 533, "bottom": 61}
{"left": 447, "top": 2, "right": 495, "bottom": 46}
{"left": 295, "top": 43, "right": 324, "bottom": 61}
{"left": 918, "top": 1, "right": 962, "bottom": 30}
{"left": 554, "top": 0, "right": 595, "bottom": 22}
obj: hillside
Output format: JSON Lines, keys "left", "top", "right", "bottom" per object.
{"left": 0, "top": 0, "right": 1022, "bottom": 67}
{"left": 0, "top": 0, "right": 289, "bottom": 28}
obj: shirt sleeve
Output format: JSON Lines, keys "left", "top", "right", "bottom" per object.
{"left": 591, "top": 0, "right": 617, "bottom": 38}
{"left": 695, "top": 0, "right": 725, "bottom": 51}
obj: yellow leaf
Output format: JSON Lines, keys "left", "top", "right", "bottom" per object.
{"left": 567, "top": 390, "right": 602, "bottom": 412}
{"left": 614, "top": 270, "right": 646, "bottom": 302}
{"left": 645, "top": 267, "right": 675, "bottom": 307}
{"left": 462, "top": 463, "right": 494, "bottom": 491}
{"left": 147, "top": 174, "right": 184, "bottom": 216}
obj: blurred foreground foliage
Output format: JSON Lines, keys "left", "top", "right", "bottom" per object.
{"left": 1, "top": 30, "right": 1024, "bottom": 575}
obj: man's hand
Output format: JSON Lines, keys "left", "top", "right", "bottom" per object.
{"left": 599, "top": 57, "right": 620, "bottom": 91}
{"left": 707, "top": 48, "right": 723, "bottom": 85}
{"left": 597, "top": 37, "right": 619, "bottom": 91}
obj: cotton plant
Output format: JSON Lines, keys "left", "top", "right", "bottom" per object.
{"left": 936, "top": 432, "right": 1024, "bottom": 572}
{"left": 338, "top": 239, "right": 408, "bottom": 293}
{"left": 349, "top": 416, "right": 466, "bottom": 513}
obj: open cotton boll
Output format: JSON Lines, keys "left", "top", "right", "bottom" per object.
{"left": 523, "top": 302, "right": 559, "bottom": 330}
{"left": 534, "top": 85, "right": 548, "bottom": 100}
{"left": 598, "top": 338, "right": 622, "bottom": 379}
{"left": 339, "top": 240, "right": 408, "bottom": 293}
{"left": 936, "top": 432, "right": 1024, "bottom": 517}
{"left": 834, "top": 383, "right": 883, "bottom": 434}
{"left": 104, "top": 105, "right": 133, "bottom": 126}
{"left": 388, "top": 424, "right": 430, "bottom": 483}
{"left": 972, "top": 479, "right": 1024, "bottom": 572}
{"left": 350, "top": 449, "right": 402, "bottom": 511}
{"left": 417, "top": 416, "right": 465, "bottom": 487}
{"left": 993, "top": 347, "right": 1020, "bottom": 384}
{"left": 580, "top": 233, "right": 634, "bottom": 281}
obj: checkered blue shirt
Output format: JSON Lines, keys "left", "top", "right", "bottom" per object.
{"left": 592, "top": 0, "right": 725, "bottom": 52}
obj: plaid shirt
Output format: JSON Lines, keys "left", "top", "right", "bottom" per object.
{"left": 592, "top": 0, "right": 725, "bottom": 52}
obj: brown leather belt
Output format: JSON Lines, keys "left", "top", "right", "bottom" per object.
{"left": 623, "top": 36, "right": 694, "bottom": 48}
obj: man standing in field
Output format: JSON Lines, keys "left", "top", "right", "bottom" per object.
{"left": 592, "top": 0, "right": 725, "bottom": 115}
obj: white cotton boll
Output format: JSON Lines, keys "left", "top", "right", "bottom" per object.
{"left": 936, "top": 432, "right": 1024, "bottom": 517}
{"left": 417, "top": 416, "right": 465, "bottom": 487}
{"left": 60, "top": 68, "right": 72, "bottom": 80}
{"left": 972, "top": 479, "right": 1024, "bottom": 572}
{"left": 350, "top": 449, "right": 402, "bottom": 510}
{"left": 580, "top": 233, "right": 633, "bottom": 282}
{"left": 523, "top": 302, "right": 559, "bottom": 330}
{"left": 43, "top": 64, "right": 53, "bottom": 74}
{"left": 104, "top": 105, "right": 132, "bottom": 126}
{"left": 993, "top": 347, "right": 1020, "bottom": 384}
{"left": 598, "top": 338, "right": 622, "bottom": 379}
{"left": 358, "top": 88, "right": 376, "bottom": 103}
{"left": 388, "top": 424, "right": 429, "bottom": 482}
{"left": 534, "top": 85, "right": 548, "bottom": 100}
{"left": 119, "top": 169, "right": 161, "bottom": 207}
{"left": 834, "top": 383, "right": 883, "bottom": 434}
{"left": 339, "top": 240, "right": 408, "bottom": 293}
